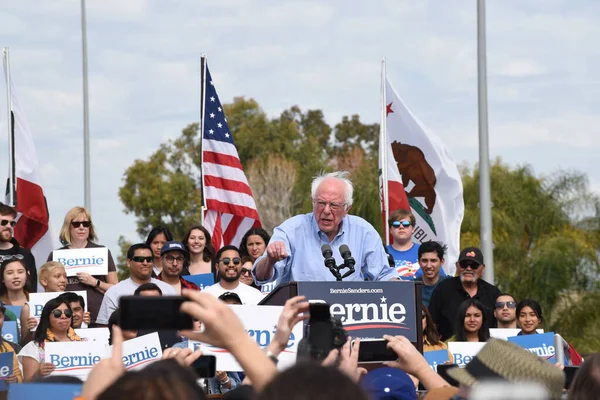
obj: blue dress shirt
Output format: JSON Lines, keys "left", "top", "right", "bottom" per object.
{"left": 252, "top": 213, "right": 399, "bottom": 284}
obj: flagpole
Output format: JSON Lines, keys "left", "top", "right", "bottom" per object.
{"left": 3, "top": 48, "right": 16, "bottom": 207}
{"left": 380, "top": 58, "right": 390, "bottom": 245}
{"left": 81, "top": 0, "right": 91, "bottom": 212}
{"left": 477, "top": 0, "right": 495, "bottom": 283}
{"left": 199, "top": 55, "right": 207, "bottom": 227}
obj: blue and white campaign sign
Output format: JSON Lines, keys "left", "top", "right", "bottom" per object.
{"left": 2, "top": 322, "right": 18, "bottom": 344}
{"left": 46, "top": 341, "right": 103, "bottom": 380}
{"left": 0, "top": 352, "right": 14, "bottom": 379}
{"left": 424, "top": 349, "right": 450, "bottom": 372}
{"left": 28, "top": 291, "right": 88, "bottom": 330}
{"left": 296, "top": 281, "right": 418, "bottom": 341}
{"left": 189, "top": 304, "right": 302, "bottom": 372}
{"left": 3, "top": 306, "right": 21, "bottom": 322}
{"left": 52, "top": 247, "right": 108, "bottom": 277}
{"left": 490, "top": 328, "right": 544, "bottom": 340}
{"left": 508, "top": 332, "right": 557, "bottom": 363}
{"left": 8, "top": 383, "right": 81, "bottom": 400}
{"left": 75, "top": 328, "right": 110, "bottom": 345}
{"left": 182, "top": 273, "right": 214, "bottom": 290}
{"left": 108, "top": 332, "right": 162, "bottom": 371}
{"left": 447, "top": 342, "right": 486, "bottom": 367}
{"left": 260, "top": 280, "right": 278, "bottom": 295}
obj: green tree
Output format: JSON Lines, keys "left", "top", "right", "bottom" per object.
{"left": 116, "top": 235, "right": 133, "bottom": 280}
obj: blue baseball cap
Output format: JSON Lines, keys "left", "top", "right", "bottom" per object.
{"left": 361, "top": 367, "right": 416, "bottom": 400}
{"left": 160, "top": 241, "right": 188, "bottom": 256}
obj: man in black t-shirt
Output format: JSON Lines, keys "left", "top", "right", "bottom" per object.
{"left": 0, "top": 203, "right": 37, "bottom": 292}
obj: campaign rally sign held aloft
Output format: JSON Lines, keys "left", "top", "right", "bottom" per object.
{"left": 447, "top": 342, "right": 485, "bottom": 367}
{"left": 182, "top": 273, "right": 215, "bottom": 291}
{"left": 190, "top": 304, "right": 302, "bottom": 372}
{"left": 1, "top": 322, "right": 18, "bottom": 343}
{"left": 46, "top": 341, "right": 103, "bottom": 380}
{"left": 424, "top": 349, "right": 450, "bottom": 372}
{"left": 296, "top": 281, "right": 418, "bottom": 341}
{"left": 28, "top": 291, "right": 88, "bottom": 330}
{"left": 508, "top": 332, "right": 559, "bottom": 363}
{"left": 53, "top": 247, "right": 108, "bottom": 277}
{"left": 109, "top": 332, "right": 162, "bottom": 371}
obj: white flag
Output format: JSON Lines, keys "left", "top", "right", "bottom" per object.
{"left": 384, "top": 76, "right": 464, "bottom": 275}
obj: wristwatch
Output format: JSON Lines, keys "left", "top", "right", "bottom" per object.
{"left": 95, "top": 279, "right": 101, "bottom": 288}
{"left": 265, "top": 349, "right": 279, "bottom": 365}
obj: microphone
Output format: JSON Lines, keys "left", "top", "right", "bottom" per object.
{"left": 339, "top": 245, "right": 356, "bottom": 279}
{"left": 321, "top": 244, "right": 341, "bottom": 280}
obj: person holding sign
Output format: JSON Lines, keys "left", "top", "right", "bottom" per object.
{"left": 0, "top": 305, "right": 22, "bottom": 383}
{"left": 182, "top": 225, "right": 214, "bottom": 276}
{"left": 47, "top": 207, "right": 118, "bottom": 326}
{"left": 18, "top": 297, "right": 82, "bottom": 381}
{"left": 0, "top": 258, "right": 31, "bottom": 306}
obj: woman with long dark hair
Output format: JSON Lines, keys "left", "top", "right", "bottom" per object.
{"left": 18, "top": 297, "right": 81, "bottom": 381}
{"left": 239, "top": 228, "right": 271, "bottom": 262}
{"left": 182, "top": 225, "right": 215, "bottom": 276}
{"left": 422, "top": 304, "right": 448, "bottom": 352}
{"left": 0, "top": 258, "right": 31, "bottom": 306}
{"left": 145, "top": 226, "right": 174, "bottom": 277}
{"left": 448, "top": 299, "right": 490, "bottom": 343}
{"left": 516, "top": 299, "right": 544, "bottom": 335}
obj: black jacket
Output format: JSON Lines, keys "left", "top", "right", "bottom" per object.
{"left": 0, "top": 238, "right": 38, "bottom": 292}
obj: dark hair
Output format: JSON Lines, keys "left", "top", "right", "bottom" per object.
{"left": 0, "top": 257, "right": 32, "bottom": 297}
{"left": 568, "top": 353, "right": 600, "bottom": 400}
{"left": 212, "top": 245, "right": 240, "bottom": 283}
{"left": 182, "top": 225, "right": 215, "bottom": 263}
{"left": 97, "top": 359, "right": 205, "bottom": 400}
{"left": 422, "top": 304, "right": 442, "bottom": 345}
{"left": 34, "top": 297, "right": 73, "bottom": 344}
{"left": 239, "top": 227, "right": 271, "bottom": 259}
{"left": 145, "top": 226, "right": 173, "bottom": 247}
{"left": 516, "top": 299, "right": 543, "bottom": 324}
{"left": 257, "top": 363, "right": 369, "bottom": 400}
{"left": 108, "top": 309, "right": 124, "bottom": 345}
{"left": 57, "top": 292, "right": 85, "bottom": 309}
{"left": 34, "top": 375, "right": 84, "bottom": 384}
{"left": 418, "top": 241, "right": 447, "bottom": 261}
{"left": 454, "top": 299, "right": 490, "bottom": 342}
{"left": 0, "top": 203, "right": 17, "bottom": 218}
{"left": 127, "top": 243, "right": 153, "bottom": 260}
{"left": 134, "top": 283, "right": 163, "bottom": 296}
{"left": 496, "top": 293, "right": 516, "bottom": 303}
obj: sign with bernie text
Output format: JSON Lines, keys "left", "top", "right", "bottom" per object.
{"left": 508, "top": 332, "right": 557, "bottom": 363}
{"left": 188, "top": 304, "right": 302, "bottom": 372}
{"left": 107, "top": 332, "right": 162, "bottom": 371}
{"left": 182, "top": 273, "right": 214, "bottom": 290}
{"left": 52, "top": 247, "right": 108, "bottom": 276}
{"left": 2, "top": 322, "right": 18, "bottom": 344}
{"left": 295, "top": 281, "right": 418, "bottom": 341}
{"left": 424, "top": 349, "right": 450, "bottom": 372}
{"left": 447, "top": 342, "right": 486, "bottom": 367}
{"left": 46, "top": 341, "right": 103, "bottom": 380}
{"left": 489, "top": 328, "right": 544, "bottom": 340}
{"left": 28, "top": 291, "right": 88, "bottom": 331}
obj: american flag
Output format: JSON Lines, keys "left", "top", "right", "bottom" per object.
{"left": 202, "top": 65, "right": 261, "bottom": 250}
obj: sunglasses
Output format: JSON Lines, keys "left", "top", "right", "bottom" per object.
{"left": 241, "top": 268, "right": 252, "bottom": 275}
{"left": 0, "top": 219, "right": 17, "bottom": 227}
{"left": 392, "top": 221, "right": 412, "bottom": 228}
{"left": 459, "top": 262, "right": 482, "bottom": 270}
{"left": 131, "top": 256, "right": 153, "bottom": 263}
{"left": 52, "top": 309, "right": 73, "bottom": 319}
{"left": 219, "top": 257, "right": 241, "bottom": 266}
{"left": 71, "top": 221, "right": 91, "bottom": 228}
{"left": 495, "top": 301, "right": 517, "bottom": 309}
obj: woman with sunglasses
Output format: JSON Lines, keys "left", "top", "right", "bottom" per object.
{"left": 202, "top": 246, "right": 265, "bottom": 305}
{"left": 447, "top": 299, "right": 490, "bottom": 343}
{"left": 18, "top": 297, "right": 82, "bottom": 381}
{"left": 47, "top": 206, "right": 117, "bottom": 326}
{"left": 181, "top": 225, "right": 214, "bottom": 277}
{"left": 239, "top": 256, "right": 261, "bottom": 290}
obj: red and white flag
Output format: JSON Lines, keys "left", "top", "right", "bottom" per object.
{"left": 380, "top": 72, "right": 464, "bottom": 275}
{"left": 201, "top": 64, "right": 261, "bottom": 250}
{"left": 3, "top": 52, "right": 55, "bottom": 276}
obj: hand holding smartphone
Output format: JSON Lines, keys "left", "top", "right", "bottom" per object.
{"left": 118, "top": 296, "right": 193, "bottom": 331}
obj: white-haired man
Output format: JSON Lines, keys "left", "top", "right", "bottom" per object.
{"left": 253, "top": 171, "right": 399, "bottom": 284}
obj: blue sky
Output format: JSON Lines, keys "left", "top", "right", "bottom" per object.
{"left": 1, "top": 0, "right": 598, "bottom": 256}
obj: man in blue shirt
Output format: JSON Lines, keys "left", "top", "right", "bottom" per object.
{"left": 415, "top": 241, "right": 449, "bottom": 308}
{"left": 252, "top": 171, "right": 399, "bottom": 284}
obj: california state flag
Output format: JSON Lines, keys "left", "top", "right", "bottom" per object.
{"left": 3, "top": 51, "right": 55, "bottom": 280}
{"left": 381, "top": 74, "right": 464, "bottom": 275}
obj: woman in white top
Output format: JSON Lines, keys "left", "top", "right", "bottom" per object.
{"left": 18, "top": 297, "right": 81, "bottom": 381}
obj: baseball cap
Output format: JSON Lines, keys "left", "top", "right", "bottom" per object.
{"left": 160, "top": 241, "right": 188, "bottom": 256}
{"left": 218, "top": 292, "right": 242, "bottom": 305}
{"left": 361, "top": 367, "right": 416, "bottom": 400}
{"left": 458, "top": 247, "right": 484, "bottom": 265}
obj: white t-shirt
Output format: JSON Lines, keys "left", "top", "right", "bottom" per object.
{"left": 203, "top": 282, "right": 265, "bottom": 305}
{"left": 18, "top": 341, "right": 44, "bottom": 364}
{"left": 96, "top": 278, "right": 177, "bottom": 325}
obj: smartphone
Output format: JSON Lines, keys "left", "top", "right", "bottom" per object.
{"left": 436, "top": 364, "right": 460, "bottom": 387}
{"left": 564, "top": 366, "right": 580, "bottom": 390}
{"left": 119, "top": 295, "right": 193, "bottom": 330}
{"left": 307, "top": 302, "right": 334, "bottom": 351}
{"left": 192, "top": 355, "right": 216, "bottom": 378}
{"left": 355, "top": 339, "right": 398, "bottom": 363}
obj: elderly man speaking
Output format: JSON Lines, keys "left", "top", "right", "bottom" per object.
{"left": 253, "top": 171, "right": 399, "bottom": 284}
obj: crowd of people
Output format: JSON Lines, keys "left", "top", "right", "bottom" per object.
{"left": 0, "top": 171, "right": 597, "bottom": 399}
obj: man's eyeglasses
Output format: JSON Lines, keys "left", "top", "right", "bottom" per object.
{"left": 71, "top": 221, "right": 91, "bottom": 228}
{"left": 495, "top": 301, "right": 516, "bottom": 309}
{"left": 52, "top": 309, "right": 73, "bottom": 318}
{"left": 314, "top": 200, "right": 346, "bottom": 212}
{"left": 0, "top": 220, "right": 16, "bottom": 227}
{"left": 241, "top": 268, "right": 252, "bottom": 275}
{"left": 458, "top": 262, "right": 482, "bottom": 270}
{"left": 219, "top": 257, "right": 241, "bottom": 266}
{"left": 131, "top": 256, "right": 153, "bottom": 263}
{"left": 392, "top": 220, "right": 412, "bottom": 229}
{"left": 165, "top": 255, "right": 185, "bottom": 263}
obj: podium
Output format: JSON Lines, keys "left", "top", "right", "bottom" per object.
{"left": 260, "top": 280, "right": 423, "bottom": 352}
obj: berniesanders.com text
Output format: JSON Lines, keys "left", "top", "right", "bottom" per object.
{"left": 329, "top": 288, "right": 383, "bottom": 294}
